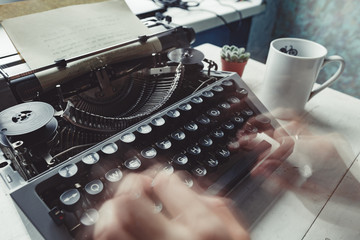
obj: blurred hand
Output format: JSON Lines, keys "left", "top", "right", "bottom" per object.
{"left": 227, "top": 113, "right": 295, "bottom": 178}
{"left": 243, "top": 111, "right": 354, "bottom": 194}
{"left": 93, "top": 171, "right": 250, "bottom": 240}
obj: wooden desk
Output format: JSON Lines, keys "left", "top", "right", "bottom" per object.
{"left": 196, "top": 43, "right": 360, "bottom": 240}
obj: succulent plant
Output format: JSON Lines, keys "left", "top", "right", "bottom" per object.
{"left": 220, "top": 45, "right": 250, "bottom": 63}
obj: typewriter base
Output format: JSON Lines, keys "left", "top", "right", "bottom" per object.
{"left": 0, "top": 71, "right": 289, "bottom": 240}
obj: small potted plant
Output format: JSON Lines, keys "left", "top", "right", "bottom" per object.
{"left": 220, "top": 45, "right": 250, "bottom": 77}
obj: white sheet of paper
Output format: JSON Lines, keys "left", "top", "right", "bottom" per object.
{"left": 2, "top": 0, "right": 162, "bottom": 90}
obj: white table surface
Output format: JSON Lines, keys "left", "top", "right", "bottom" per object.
{"left": 164, "top": 0, "right": 265, "bottom": 33}
{"left": 196, "top": 43, "right": 360, "bottom": 240}
{"left": 1, "top": 43, "right": 360, "bottom": 240}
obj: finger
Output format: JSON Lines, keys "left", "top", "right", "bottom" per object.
{"left": 94, "top": 197, "right": 136, "bottom": 240}
{"left": 152, "top": 171, "right": 213, "bottom": 220}
{"left": 266, "top": 135, "right": 295, "bottom": 161}
{"left": 114, "top": 173, "right": 153, "bottom": 198}
{"left": 153, "top": 173, "right": 249, "bottom": 240}
{"left": 251, "top": 158, "right": 282, "bottom": 177}
{"left": 277, "top": 119, "right": 312, "bottom": 139}
{"left": 199, "top": 195, "right": 250, "bottom": 240}
{"left": 270, "top": 108, "right": 303, "bottom": 121}
{"left": 95, "top": 192, "right": 172, "bottom": 240}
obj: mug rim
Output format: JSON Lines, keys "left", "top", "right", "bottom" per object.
{"left": 271, "top": 38, "right": 328, "bottom": 59}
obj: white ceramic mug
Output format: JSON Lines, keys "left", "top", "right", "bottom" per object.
{"left": 260, "top": 38, "right": 345, "bottom": 114}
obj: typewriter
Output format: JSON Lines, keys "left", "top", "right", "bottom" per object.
{"left": 0, "top": 17, "right": 288, "bottom": 240}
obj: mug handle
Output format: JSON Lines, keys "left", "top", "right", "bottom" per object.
{"left": 309, "top": 55, "right": 345, "bottom": 100}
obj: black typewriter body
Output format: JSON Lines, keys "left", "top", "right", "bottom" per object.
{"left": 0, "top": 19, "right": 287, "bottom": 240}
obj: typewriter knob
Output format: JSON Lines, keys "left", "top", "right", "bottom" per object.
{"left": 167, "top": 48, "right": 204, "bottom": 65}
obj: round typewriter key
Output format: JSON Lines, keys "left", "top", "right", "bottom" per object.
{"left": 227, "top": 96, "right": 241, "bottom": 104}
{"left": 182, "top": 174, "right": 194, "bottom": 188}
{"left": 221, "top": 79, "right": 234, "bottom": 87}
{"left": 60, "top": 188, "right": 81, "bottom": 209}
{"left": 221, "top": 80, "right": 236, "bottom": 92}
{"left": 232, "top": 116, "right": 245, "bottom": 127}
{"left": 215, "top": 147, "right": 231, "bottom": 159}
{"left": 80, "top": 209, "right": 99, "bottom": 226}
{"left": 155, "top": 139, "right": 172, "bottom": 150}
{"left": 201, "top": 92, "right": 215, "bottom": 105}
{"left": 161, "top": 163, "right": 174, "bottom": 175}
{"left": 137, "top": 124, "right": 152, "bottom": 134}
{"left": 124, "top": 157, "right": 142, "bottom": 170}
{"left": 82, "top": 152, "right": 100, "bottom": 165}
{"left": 184, "top": 121, "right": 198, "bottom": 132}
{"left": 151, "top": 117, "right": 165, "bottom": 127}
{"left": 170, "top": 130, "right": 186, "bottom": 141}
{"left": 241, "top": 109, "right": 254, "bottom": 118}
{"left": 218, "top": 102, "right": 231, "bottom": 110}
{"left": 199, "top": 136, "right": 213, "bottom": 148}
{"left": 120, "top": 132, "right": 136, "bottom": 143}
{"left": 222, "top": 121, "right": 235, "bottom": 137}
{"left": 211, "top": 129, "right": 225, "bottom": 139}
{"left": 201, "top": 90, "right": 214, "bottom": 98}
{"left": 212, "top": 85, "right": 224, "bottom": 93}
{"left": 187, "top": 145, "right": 201, "bottom": 156}
{"left": 255, "top": 115, "right": 271, "bottom": 125}
{"left": 222, "top": 121, "right": 235, "bottom": 131}
{"left": 206, "top": 108, "right": 221, "bottom": 117}
{"left": 196, "top": 114, "right": 211, "bottom": 125}
{"left": 58, "top": 163, "right": 78, "bottom": 178}
{"left": 204, "top": 154, "right": 219, "bottom": 168}
{"left": 101, "top": 142, "right": 118, "bottom": 154}
{"left": 244, "top": 123, "right": 258, "bottom": 134}
{"left": 141, "top": 147, "right": 157, "bottom": 159}
{"left": 166, "top": 109, "right": 180, "bottom": 118}
{"left": 85, "top": 179, "right": 104, "bottom": 196}
{"left": 236, "top": 88, "right": 248, "bottom": 98}
{"left": 178, "top": 103, "right": 192, "bottom": 111}
{"left": 192, "top": 165, "right": 207, "bottom": 177}
{"left": 190, "top": 96, "right": 203, "bottom": 104}
{"left": 105, "top": 168, "right": 123, "bottom": 183}
{"left": 172, "top": 153, "right": 188, "bottom": 166}
{"left": 253, "top": 115, "right": 272, "bottom": 131}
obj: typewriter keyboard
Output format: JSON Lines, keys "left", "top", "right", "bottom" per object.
{"left": 10, "top": 73, "right": 281, "bottom": 240}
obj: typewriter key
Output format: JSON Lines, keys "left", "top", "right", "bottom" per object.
{"left": 141, "top": 147, "right": 157, "bottom": 159}
{"left": 82, "top": 152, "right": 100, "bottom": 165}
{"left": 58, "top": 163, "right": 78, "bottom": 178}
{"left": 172, "top": 153, "right": 189, "bottom": 167}
{"left": 120, "top": 132, "right": 136, "bottom": 143}
{"left": 80, "top": 208, "right": 99, "bottom": 226}
{"left": 191, "top": 165, "right": 207, "bottom": 177}
{"left": 105, "top": 168, "right": 123, "bottom": 183}
{"left": 124, "top": 157, "right": 142, "bottom": 170}
{"left": 151, "top": 117, "right": 165, "bottom": 127}
{"left": 59, "top": 188, "right": 82, "bottom": 211}
{"left": 101, "top": 142, "right": 118, "bottom": 154}
{"left": 137, "top": 124, "right": 152, "bottom": 134}
{"left": 85, "top": 179, "right": 104, "bottom": 201}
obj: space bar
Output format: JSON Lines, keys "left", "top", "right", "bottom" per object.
{"left": 206, "top": 140, "right": 272, "bottom": 196}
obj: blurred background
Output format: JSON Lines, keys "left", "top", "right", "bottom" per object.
{"left": 1, "top": 0, "right": 359, "bottom": 98}
{"left": 247, "top": 0, "right": 360, "bottom": 98}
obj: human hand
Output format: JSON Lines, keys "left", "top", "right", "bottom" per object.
{"left": 93, "top": 170, "right": 250, "bottom": 240}
{"left": 227, "top": 113, "right": 295, "bottom": 178}
{"left": 237, "top": 111, "right": 355, "bottom": 193}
